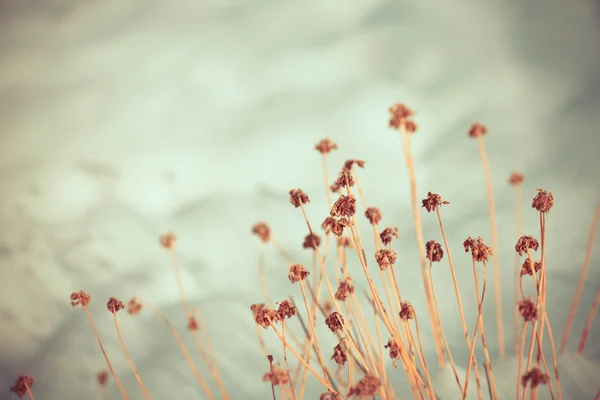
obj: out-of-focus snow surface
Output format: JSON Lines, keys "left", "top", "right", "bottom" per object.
{"left": 1, "top": 0, "right": 599, "bottom": 398}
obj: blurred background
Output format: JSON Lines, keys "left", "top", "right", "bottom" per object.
{"left": 1, "top": 0, "right": 599, "bottom": 398}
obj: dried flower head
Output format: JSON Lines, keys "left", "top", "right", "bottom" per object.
{"left": 375, "top": 249, "right": 398, "bottom": 270}
{"left": 344, "top": 159, "right": 366, "bottom": 171}
{"left": 315, "top": 138, "right": 338, "bottom": 154}
{"left": 187, "top": 316, "right": 198, "bottom": 331}
{"left": 325, "top": 311, "right": 345, "bottom": 332}
{"left": 468, "top": 122, "right": 488, "bottom": 138}
{"left": 263, "top": 365, "right": 290, "bottom": 386}
{"left": 335, "top": 278, "right": 355, "bottom": 301}
{"left": 330, "top": 181, "right": 342, "bottom": 194}
{"left": 365, "top": 207, "right": 382, "bottom": 225}
{"left": 425, "top": 240, "right": 444, "bottom": 262}
{"left": 107, "top": 297, "right": 125, "bottom": 314}
{"left": 518, "top": 298, "right": 538, "bottom": 322}
{"left": 321, "top": 216, "right": 348, "bottom": 237}
{"left": 389, "top": 103, "right": 415, "bottom": 131}
{"left": 127, "top": 298, "right": 143, "bottom": 315}
{"left": 330, "top": 194, "right": 357, "bottom": 217}
{"left": 331, "top": 342, "right": 347, "bottom": 365}
{"left": 349, "top": 374, "right": 381, "bottom": 397}
{"left": 520, "top": 259, "right": 541, "bottom": 277}
{"left": 323, "top": 301, "right": 333, "bottom": 314}
{"left": 159, "top": 232, "right": 176, "bottom": 249}
{"left": 532, "top": 189, "right": 554, "bottom": 213}
{"left": 380, "top": 227, "right": 399, "bottom": 246}
{"left": 421, "top": 192, "right": 449, "bottom": 212}
{"left": 515, "top": 235, "right": 539, "bottom": 256}
{"left": 303, "top": 233, "right": 322, "bottom": 250}
{"left": 337, "top": 236, "right": 352, "bottom": 248}
{"left": 521, "top": 367, "right": 549, "bottom": 389}
{"left": 277, "top": 300, "right": 297, "bottom": 320}
{"left": 289, "top": 189, "right": 310, "bottom": 208}
{"left": 463, "top": 236, "right": 493, "bottom": 263}
{"left": 10, "top": 376, "right": 34, "bottom": 398}
{"left": 320, "top": 392, "right": 343, "bottom": 400}
{"left": 97, "top": 370, "right": 109, "bottom": 387}
{"left": 404, "top": 120, "right": 418, "bottom": 133}
{"left": 70, "top": 290, "right": 91, "bottom": 308}
{"left": 336, "top": 169, "right": 355, "bottom": 188}
{"left": 251, "top": 303, "right": 280, "bottom": 329}
{"left": 385, "top": 339, "right": 402, "bottom": 361}
{"left": 399, "top": 301, "right": 415, "bottom": 321}
{"left": 251, "top": 222, "right": 271, "bottom": 243}
{"left": 288, "top": 264, "right": 310, "bottom": 283}
{"left": 509, "top": 172, "right": 524, "bottom": 186}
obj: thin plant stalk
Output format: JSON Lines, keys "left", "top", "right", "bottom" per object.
{"left": 578, "top": 284, "right": 600, "bottom": 354}
{"left": 561, "top": 203, "right": 600, "bottom": 353}
{"left": 282, "top": 321, "right": 296, "bottom": 400}
{"left": 513, "top": 182, "right": 523, "bottom": 355}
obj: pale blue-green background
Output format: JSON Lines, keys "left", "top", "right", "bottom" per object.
{"left": 0, "top": 1, "right": 599, "bottom": 398}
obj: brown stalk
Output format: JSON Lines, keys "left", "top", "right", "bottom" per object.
{"left": 578, "top": 284, "right": 600, "bottom": 354}
{"left": 476, "top": 135, "right": 505, "bottom": 358}
{"left": 516, "top": 321, "right": 528, "bottom": 400}
{"left": 281, "top": 321, "right": 296, "bottom": 399}
{"left": 561, "top": 203, "right": 600, "bottom": 353}
{"left": 513, "top": 181, "right": 523, "bottom": 355}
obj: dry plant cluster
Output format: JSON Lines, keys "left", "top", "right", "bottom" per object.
{"left": 9, "top": 104, "right": 600, "bottom": 400}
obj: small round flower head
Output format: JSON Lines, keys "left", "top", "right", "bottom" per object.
{"left": 320, "top": 392, "right": 343, "bottom": 400}
{"left": 468, "top": 123, "right": 488, "bottom": 138}
{"left": 70, "top": 290, "right": 91, "bottom": 308}
{"left": 315, "top": 138, "right": 338, "bottom": 154}
{"left": 251, "top": 303, "right": 280, "bottom": 329}
{"left": 330, "top": 181, "right": 342, "bottom": 194}
{"left": 365, "top": 207, "right": 382, "bottom": 225}
{"left": 463, "top": 236, "right": 493, "bottom": 263}
{"left": 187, "top": 316, "right": 198, "bottom": 331}
{"left": 160, "top": 232, "right": 176, "bottom": 249}
{"left": 404, "top": 120, "right": 418, "bottom": 133}
{"left": 337, "top": 236, "right": 352, "bottom": 248}
{"left": 97, "top": 370, "right": 109, "bottom": 387}
{"left": 335, "top": 277, "right": 355, "bottom": 301}
{"left": 323, "top": 301, "right": 333, "bottom": 314}
{"left": 277, "top": 300, "right": 297, "bottom": 320}
{"left": 385, "top": 338, "right": 402, "bottom": 361}
{"left": 303, "top": 233, "right": 321, "bottom": 250}
{"left": 399, "top": 301, "right": 415, "bottom": 321}
{"left": 325, "top": 311, "right": 345, "bottom": 332}
{"left": 521, "top": 367, "right": 549, "bottom": 389}
{"left": 515, "top": 235, "right": 539, "bottom": 256}
{"left": 421, "top": 192, "right": 449, "bottom": 212}
{"left": 518, "top": 298, "right": 537, "bottom": 322}
{"left": 107, "top": 297, "right": 125, "bottom": 314}
{"left": 532, "top": 189, "right": 554, "bottom": 213}
{"left": 288, "top": 264, "right": 310, "bottom": 283}
{"left": 375, "top": 249, "right": 397, "bottom": 270}
{"left": 127, "top": 298, "right": 143, "bottom": 315}
{"left": 508, "top": 172, "right": 524, "bottom": 186}
{"left": 336, "top": 169, "right": 355, "bottom": 188}
{"left": 321, "top": 216, "right": 347, "bottom": 237}
{"left": 343, "top": 159, "right": 366, "bottom": 171}
{"left": 389, "top": 103, "right": 415, "bottom": 130}
{"left": 380, "top": 227, "right": 399, "bottom": 246}
{"left": 251, "top": 222, "right": 271, "bottom": 243}
{"left": 331, "top": 342, "right": 347, "bottom": 365}
{"left": 425, "top": 240, "right": 444, "bottom": 263}
{"left": 330, "top": 194, "right": 357, "bottom": 217}
{"left": 289, "top": 189, "right": 310, "bottom": 208}
{"left": 520, "top": 259, "right": 541, "bottom": 277}
{"left": 263, "top": 365, "right": 290, "bottom": 386}
{"left": 349, "top": 374, "right": 381, "bottom": 397}
{"left": 10, "top": 376, "right": 34, "bottom": 398}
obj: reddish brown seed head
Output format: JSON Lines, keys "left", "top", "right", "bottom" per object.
{"left": 331, "top": 342, "right": 347, "bottom": 366}
{"left": 343, "top": 159, "right": 365, "bottom": 171}
{"left": 127, "top": 298, "right": 143, "bottom": 315}
{"left": 463, "top": 236, "right": 493, "bottom": 263}
{"left": 515, "top": 235, "right": 539, "bottom": 256}
{"left": 70, "top": 290, "right": 91, "bottom": 308}
{"left": 365, "top": 207, "right": 382, "bottom": 225}
{"left": 374, "top": 249, "right": 398, "bottom": 270}
{"left": 337, "top": 236, "right": 352, "bottom": 248}
{"left": 251, "top": 222, "right": 271, "bottom": 243}
{"left": 288, "top": 264, "right": 310, "bottom": 283}
{"left": 349, "top": 374, "right": 381, "bottom": 397}
{"left": 289, "top": 189, "right": 310, "bottom": 208}
{"left": 107, "top": 297, "right": 125, "bottom": 314}
{"left": 315, "top": 138, "right": 338, "bottom": 154}
{"left": 521, "top": 367, "right": 549, "bottom": 388}
{"left": 250, "top": 303, "right": 280, "bottom": 329}
{"left": 330, "top": 194, "right": 357, "bottom": 217}
{"left": 508, "top": 172, "right": 524, "bottom": 186}
{"left": 532, "top": 188, "right": 554, "bottom": 213}
{"left": 187, "top": 316, "right": 199, "bottom": 331}
{"left": 277, "top": 300, "right": 297, "bottom": 320}
{"left": 325, "top": 311, "right": 345, "bottom": 332}
{"left": 336, "top": 169, "right": 355, "bottom": 188}
{"left": 159, "top": 232, "right": 176, "bottom": 249}
{"left": 388, "top": 103, "right": 416, "bottom": 131}
{"left": 421, "top": 192, "right": 449, "bottom": 212}
{"left": 321, "top": 216, "right": 348, "bottom": 237}
{"left": 97, "top": 370, "right": 109, "bottom": 387}
{"left": 320, "top": 392, "right": 343, "bottom": 400}
{"left": 399, "top": 301, "right": 415, "bottom": 321}
{"left": 520, "top": 259, "right": 541, "bottom": 277}
{"left": 518, "top": 298, "right": 538, "bottom": 322}
{"left": 302, "top": 233, "right": 321, "bottom": 250}
{"left": 263, "top": 365, "right": 290, "bottom": 386}
{"left": 385, "top": 338, "right": 402, "bottom": 361}
{"left": 468, "top": 122, "right": 488, "bottom": 138}
{"left": 380, "top": 227, "right": 399, "bottom": 246}
{"left": 10, "top": 376, "right": 34, "bottom": 398}
{"left": 335, "top": 277, "right": 355, "bottom": 301}
{"left": 425, "top": 240, "right": 444, "bottom": 262}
